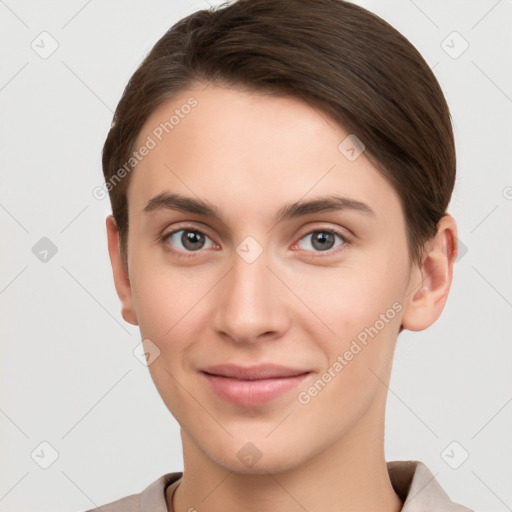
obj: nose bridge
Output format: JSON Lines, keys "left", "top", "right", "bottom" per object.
{"left": 212, "top": 246, "right": 288, "bottom": 342}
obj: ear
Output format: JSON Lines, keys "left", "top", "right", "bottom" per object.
{"left": 105, "top": 215, "right": 139, "bottom": 326}
{"left": 401, "top": 214, "right": 458, "bottom": 331}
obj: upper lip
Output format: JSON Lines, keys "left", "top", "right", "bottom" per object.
{"left": 201, "top": 364, "right": 311, "bottom": 380}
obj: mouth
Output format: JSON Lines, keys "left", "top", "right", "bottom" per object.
{"left": 200, "top": 364, "right": 312, "bottom": 407}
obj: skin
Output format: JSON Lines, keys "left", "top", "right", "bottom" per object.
{"left": 106, "top": 84, "right": 457, "bottom": 512}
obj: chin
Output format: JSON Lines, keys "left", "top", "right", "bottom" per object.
{"left": 205, "top": 438, "right": 309, "bottom": 476}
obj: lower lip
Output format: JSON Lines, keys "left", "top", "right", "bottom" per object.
{"left": 201, "top": 372, "right": 310, "bottom": 407}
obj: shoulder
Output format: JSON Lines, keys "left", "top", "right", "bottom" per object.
{"left": 77, "top": 472, "right": 183, "bottom": 512}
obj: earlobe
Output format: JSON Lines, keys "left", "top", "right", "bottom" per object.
{"left": 401, "top": 214, "right": 458, "bottom": 332}
{"left": 105, "top": 215, "right": 139, "bottom": 326}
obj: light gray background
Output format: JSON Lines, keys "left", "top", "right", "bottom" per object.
{"left": 1, "top": 1, "right": 511, "bottom": 511}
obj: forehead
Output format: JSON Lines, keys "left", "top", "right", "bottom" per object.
{"left": 127, "top": 85, "right": 401, "bottom": 222}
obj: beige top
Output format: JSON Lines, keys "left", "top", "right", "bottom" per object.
{"left": 82, "top": 460, "right": 475, "bottom": 512}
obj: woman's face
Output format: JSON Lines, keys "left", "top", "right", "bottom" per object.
{"left": 114, "top": 84, "right": 419, "bottom": 473}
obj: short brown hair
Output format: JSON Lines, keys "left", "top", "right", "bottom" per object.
{"left": 102, "top": 0, "right": 456, "bottom": 268}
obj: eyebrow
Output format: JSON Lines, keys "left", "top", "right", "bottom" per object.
{"left": 143, "top": 192, "right": 375, "bottom": 223}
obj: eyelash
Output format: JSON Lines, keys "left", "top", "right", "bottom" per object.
{"left": 159, "top": 224, "right": 350, "bottom": 259}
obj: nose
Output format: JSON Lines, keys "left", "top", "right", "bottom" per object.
{"left": 212, "top": 249, "right": 291, "bottom": 345}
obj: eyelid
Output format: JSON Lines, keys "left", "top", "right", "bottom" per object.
{"left": 291, "top": 225, "right": 350, "bottom": 255}
{"left": 160, "top": 222, "right": 352, "bottom": 256}
{"left": 160, "top": 221, "right": 215, "bottom": 239}
{"left": 160, "top": 222, "right": 219, "bottom": 252}
{"left": 295, "top": 223, "right": 352, "bottom": 242}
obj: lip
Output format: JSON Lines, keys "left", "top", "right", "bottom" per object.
{"left": 200, "top": 364, "right": 311, "bottom": 407}
{"left": 201, "top": 363, "right": 311, "bottom": 379}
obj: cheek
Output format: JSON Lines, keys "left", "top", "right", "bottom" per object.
{"left": 129, "top": 253, "right": 208, "bottom": 337}
{"left": 307, "top": 261, "right": 405, "bottom": 339}
{"left": 129, "top": 262, "right": 220, "bottom": 395}
{"left": 296, "top": 267, "right": 404, "bottom": 428}
{"left": 131, "top": 267, "right": 208, "bottom": 416}
{"left": 299, "top": 250, "right": 407, "bottom": 395}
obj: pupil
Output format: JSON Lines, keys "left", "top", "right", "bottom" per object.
{"left": 313, "top": 232, "right": 334, "bottom": 251}
{"left": 183, "top": 231, "right": 204, "bottom": 250}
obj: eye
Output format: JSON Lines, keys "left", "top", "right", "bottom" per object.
{"left": 295, "top": 228, "right": 347, "bottom": 253}
{"left": 160, "top": 225, "right": 348, "bottom": 257}
{"left": 161, "top": 228, "right": 216, "bottom": 253}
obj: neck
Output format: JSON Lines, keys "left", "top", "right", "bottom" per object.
{"left": 169, "top": 390, "right": 403, "bottom": 512}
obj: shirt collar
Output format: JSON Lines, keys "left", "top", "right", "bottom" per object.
{"left": 138, "top": 460, "right": 474, "bottom": 512}
{"left": 387, "top": 460, "right": 474, "bottom": 511}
